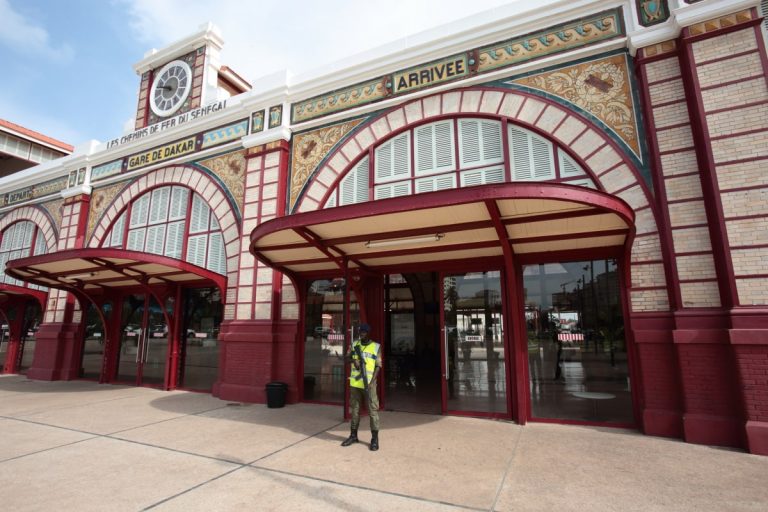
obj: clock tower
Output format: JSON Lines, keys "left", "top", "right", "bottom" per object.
{"left": 131, "top": 22, "right": 250, "bottom": 130}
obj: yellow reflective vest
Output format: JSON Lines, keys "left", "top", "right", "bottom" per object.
{"left": 350, "top": 340, "right": 380, "bottom": 389}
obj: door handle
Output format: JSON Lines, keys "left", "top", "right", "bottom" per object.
{"left": 134, "top": 328, "right": 142, "bottom": 363}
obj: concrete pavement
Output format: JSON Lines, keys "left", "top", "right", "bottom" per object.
{"left": 0, "top": 374, "right": 766, "bottom": 511}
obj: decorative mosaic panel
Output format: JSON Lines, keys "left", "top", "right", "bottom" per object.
{"left": 291, "top": 9, "right": 624, "bottom": 124}
{"left": 198, "top": 149, "right": 247, "bottom": 211}
{"left": 636, "top": 1, "right": 669, "bottom": 27}
{"left": 201, "top": 119, "right": 248, "bottom": 149}
{"left": 293, "top": 77, "right": 386, "bottom": 124}
{"left": 268, "top": 105, "right": 283, "bottom": 128}
{"left": 290, "top": 118, "right": 365, "bottom": 209}
{"left": 251, "top": 110, "right": 265, "bottom": 133}
{"left": 91, "top": 160, "right": 123, "bottom": 181}
{"left": 41, "top": 197, "right": 64, "bottom": 232}
{"left": 510, "top": 53, "right": 641, "bottom": 159}
{"left": 1, "top": 175, "right": 68, "bottom": 207}
{"left": 688, "top": 9, "right": 754, "bottom": 36}
{"left": 86, "top": 181, "right": 126, "bottom": 243}
{"left": 477, "top": 10, "right": 623, "bottom": 72}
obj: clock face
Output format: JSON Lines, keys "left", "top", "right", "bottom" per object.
{"left": 149, "top": 60, "right": 192, "bottom": 117}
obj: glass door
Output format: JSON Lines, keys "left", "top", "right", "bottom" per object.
{"left": 116, "top": 294, "right": 168, "bottom": 387}
{"left": 441, "top": 271, "right": 508, "bottom": 416}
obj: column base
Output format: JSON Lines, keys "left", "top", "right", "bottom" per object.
{"left": 745, "top": 421, "right": 768, "bottom": 455}
{"left": 683, "top": 413, "right": 743, "bottom": 448}
{"left": 642, "top": 408, "right": 683, "bottom": 438}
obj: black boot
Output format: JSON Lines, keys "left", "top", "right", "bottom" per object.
{"left": 370, "top": 430, "right": 379, "bottom": 451}
{"left": 341, "top": 428, "right": 359, "bottom": 446}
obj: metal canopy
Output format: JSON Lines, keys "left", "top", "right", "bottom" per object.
{"left": 250, "top": 183, "right": 635, "bottom": 275}
{"left": 0, "top": 283, "right": 47, "bottom": 307}
{"left": 5, "top": 248, "right": 227, "bottom": 295}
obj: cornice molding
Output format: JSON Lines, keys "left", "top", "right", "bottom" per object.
{"left": 628, "top": 0, "right": 760, "bottom": 52}
{"left": 133, "top": 22, "right": 224, "bottom": 75}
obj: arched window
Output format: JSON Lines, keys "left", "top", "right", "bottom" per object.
{"left": 325, "top": 117, "right": 595, "bottom": 208}
{"left": 103, "top": 186, "right": 227, "bottom": 275}
{"left": 0, "top": 221, "right": 47, "bottom": 289}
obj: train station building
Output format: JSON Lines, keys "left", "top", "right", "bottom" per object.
{"left": 1, "top": 0, "right": 767, "bottom": 455}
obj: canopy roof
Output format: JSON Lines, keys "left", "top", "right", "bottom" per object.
{"left": 0, "top": 283, "right": 47, "bottom": 307}
{"left": 5, "top": 249, "right": 226, "bottom": 295}
{"left": 250, "top": 183, "right": 634, "bottom": 276}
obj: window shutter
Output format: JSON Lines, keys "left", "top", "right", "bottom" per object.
{"left": 0, "top": 226, "right": 10, "bottom": 251}
{"left": 374, "top": 181, "right": 411, "bottom": 200}
{"left": 340, "top": 156, "right": 369, "bottom": 206}
{"left": 325, "top": 190, "right": 337, "bottom": 208}
{"left": 189, "top": 194, "right": 210, "bottom": 233}
{"left": 148, "top": 187, "right": 170, "bottom": 224}
{"left": 11, "top": 223, "right": 22, "bottom": 249}
{"left": 509, "top": 125, "right": 554, "bottom": 181}
{"left": 374, "top": 133, "right": 410, "bottom": 183}
{"left": 186, "top": 235, "right": 208, "bottom": 268}
{"left": 532, "top": 137, "right": 554, "bottom": 180}
{"left": 460, "top": 166, "right": 505, "bottom": 187}
{"left": 33, "top": 229, "right": 47, "bottom": 255}
{"left": 164, "top": 221, "right": 184, "bottom": 259}
{"left": 145, "top": 225, "right": 166, "bottom": 255}
{"left": 415, "top": 121, "right": 455, "bottom": 176}
{"left": 415, "top": 124, "right": 434, "bottom": 174}
{"left": 763, "top": 0, "right": 768, "bottom": 34}
{"left": 109, "top": 213, "right": 126, "bottom": 247}
{"left": 558, "top": 150, "right": 586, "bottom": 177}
{"left": 563, "top": 178, "right": 597, "bottom": 189}
{"left": 126, "top": 228, "right": 146, "bottom": 251}
{"left": 0, "top": 253, "right": 8, "bottom": 283}
{"left": 206, "top": 232, "right": 226, "bottom": 275}
{"left": 509, "top": 126, "right": 532, "bottom": 180}
{"left": 459, "top": 119, "right": 503, "bottom": 168}
{"left": 21, "top": 222, "right": 34, "bottom": 248}
{"left": 129, "top": 195, "right": 150, "bottom": 228}
{"left": 169, "top": 187, "right": 189, "bottom": 221}
{"left": 415, "top": 173, "right": 456, "bottom": 194}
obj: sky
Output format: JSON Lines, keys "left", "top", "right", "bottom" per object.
{"left": 0, "top": 0, "right": 557, "bottom": 148}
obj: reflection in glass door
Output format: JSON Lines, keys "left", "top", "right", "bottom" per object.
{"left": 18, "top": 301, "right": 41, "bottom": 373}
{"left": 303, "top": 278, "right": 359, "bottom": 403}
{"left": 180, "top": 287, "right": 222, "bottom": 391}
{"left": 116, "top": 294, "right": 168, "bottom": 386}
{"left": 442, "top": 271, "right": 507, "bottom": 415}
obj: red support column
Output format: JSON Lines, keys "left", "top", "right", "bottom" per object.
{"left": 27, "top": 194, "right": 90, "bottom": 381}
{"left": 215, "top": 140, "right": 300, "bottom": 404}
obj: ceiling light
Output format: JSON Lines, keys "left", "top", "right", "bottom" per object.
{"left": 63, "top": 272, "right": 97, "bottom": 281}
{"left": 365, "top": 233, "right": 444, "bottom": 249}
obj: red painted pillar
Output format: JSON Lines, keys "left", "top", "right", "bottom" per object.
{"left": 215, "top": 140, "right": 300, "bottom": 403}
{"left": 27, "top": 194, "right": 90, "bottom": 381}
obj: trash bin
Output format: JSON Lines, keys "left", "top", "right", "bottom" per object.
{"left": 266, "top": 381, "right": 288, "bottom": 408}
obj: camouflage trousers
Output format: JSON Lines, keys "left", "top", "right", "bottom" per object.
{"left": 349, "top": 385, "right": 380, "bottom": 431}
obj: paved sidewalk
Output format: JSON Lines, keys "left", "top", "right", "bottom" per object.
{"left": 0, "top": 375, "right": 766, "bottom": 511}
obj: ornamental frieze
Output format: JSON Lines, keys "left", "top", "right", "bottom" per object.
{"left": 291, "top": 9, "right": 624, "bottom": 124}
{"left": 289, "top": 118, "right": 365, "bottom": 209}
{"left": 510, "top": 53, "right": 641, "bottom": 160}
{"left": 477, "top": 10, "right": 622, "bottom": 72}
